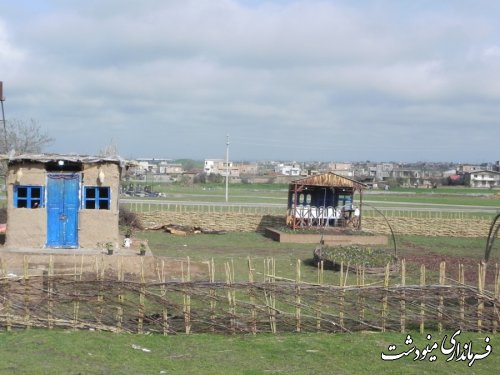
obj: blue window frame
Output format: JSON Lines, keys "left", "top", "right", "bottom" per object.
{"left": 14, "top": 185, "right": 44, "bottom": 208}
{"left": 84, "top": 186, "right": 110, "bottom": 210}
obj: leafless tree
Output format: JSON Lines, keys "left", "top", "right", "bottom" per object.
{"left": 98, "top": 139, "right": 119, "bottom": 158}
{"left": 0, "top": 118, "right": 53, "bottom": 177}
{"left": 0, "top": 118, "right": 53, "bottom": 155}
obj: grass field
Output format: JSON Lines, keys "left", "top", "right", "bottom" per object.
{"left": 0, "top": 329, "right": 496, "bottom": 374}
{"left": 135, "top": 229, "right": 498, "bottom": 288}
{"left": 364, "top": 193, "right": 500, "bottom": 207}
{"left": 131, "top": 181, "right": 500, "bottom": 195}
{"left": 123, "top": 181, "right": 500, "bottom": 208}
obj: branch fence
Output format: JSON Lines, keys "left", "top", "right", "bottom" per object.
{"left": 119, "top": 201, "right": 495, "bottom": 219}
{"left": 0, "top": 256, "right": 499, "bottom": 335}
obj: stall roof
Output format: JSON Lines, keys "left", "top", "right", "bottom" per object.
{"left": 1, "top": 153, "right": 127, "bottom": 167}
{"left": 291, "top": 172, "right": 366, "bottom": 189}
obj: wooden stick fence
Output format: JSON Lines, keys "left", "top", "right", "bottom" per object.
{"left": 120, "top": 201, "right": 493, "bottom": 220}
{"left": 0, "top": 257, "right": 499, "bottom": 335}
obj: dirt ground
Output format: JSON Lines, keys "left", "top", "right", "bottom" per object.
{"left": 0, "top": 235, "right": 206, "bottom": 282}
{"left": 400, "top": 240, "right": 497, "bottom": 287}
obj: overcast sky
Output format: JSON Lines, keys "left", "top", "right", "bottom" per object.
{"left": 1, "top": 0, "right": 499, "bottom": 163}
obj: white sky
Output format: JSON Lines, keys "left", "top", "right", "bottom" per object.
{"left": 1, "top": 0, "right": 499, "bottom": 163}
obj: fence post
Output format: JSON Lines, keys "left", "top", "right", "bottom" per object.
{"left": 494, "top": 263, "right": 499, "bottom": 334}
{"left": 73, "top": 255, "right": 84, "bottom": 331}
{"left": 295, "top": 259, "right": 301, "bottom": 333}
{"left": 358, "top": 265, "right": 366, "bottom": 322}
{"left": 95, "top": 256, "right": 105, "bottom": 329}
{"left": 477, "top": 262, "right": 486, "bottom": 332}
{"left": 400, "top": 259, "right": 406, "bottom": 333}
{"left": 458, "top": 264, "right": 465, "bottom": 331}
{"left": 117, "top": 257, "right": 124, "bottom": 333}
{"left": 137, "top": 258, "right": 146, "bottom": 334}
{"left": 264, "top": 258, "right": 277, "bottom": 334}
{"left": 157, "top": 259, "right": 168, "bottom": 336}
{"left": 182, "top": 257, "right": 192, "bottom": 334}
{"left": 420, "top": 264, "right": 426, "bottom": 334}
{"left": 23, "top": 255, "right": 31, "bottom": 329}
{"left": 209, "top": 258, "right": 217, "bottom": 333}
{"left": 248, "top": 257, "right": 257, "bottom": 335}
{"left": 48, "top": 255, "right": 54, "bottom": 330}
{"left": 339, "top": 262, "right": 345, "bottom": 329}
{"left": 316, "top": 261, "right": 324, "bottom": 331}
{"left": 438, "top": 261, "right": 445, "bottom": 333}
{"left": 381, "top": 263, "right": 390, "bottom": 332}
{"left": 225, "top": 260, "right": 236, "bottom": 334}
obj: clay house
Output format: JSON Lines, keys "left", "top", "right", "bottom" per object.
{"left": 2, "top": 154, "right": 125, "bottom": 250}
{"left": 286, "top": 172, "right": 366, "bottom": 230}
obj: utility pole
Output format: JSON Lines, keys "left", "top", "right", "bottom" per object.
{"left": 0, "top": 81, "right": 6, "bottom": 152}
{"left": 225, "top": 134, "right": 230, "bottom": 202}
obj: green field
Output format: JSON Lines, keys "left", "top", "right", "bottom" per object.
{"left": 123, "top": 182, "right": 500, "bottom": 210}
{"left": 0, "top": 329, "right": 496, "bottom": 375}
{"left": 364, "top": 193, "right": 500, "bottom": 207}
{"left": 136, "top": 230, "right": 497, "bottom": 286}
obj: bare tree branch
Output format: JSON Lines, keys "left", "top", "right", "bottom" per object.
{"left": 0, "top": 118, "right": 54, "bottom": 176}
{"left": 0, "top": 118, "right": 53, "bottom": 155}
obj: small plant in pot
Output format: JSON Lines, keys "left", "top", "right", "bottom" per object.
{"left": 106, "top": 242, "right": 114, "bottom": 255}
{"left": 123, "top": 227, "right": 133, "bottom": 248}
{"left": 139, "top": 242, "right": 147, "bottom": 256}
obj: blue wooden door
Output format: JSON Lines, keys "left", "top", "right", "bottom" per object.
{"left": 46, "top": 173, "right": 80, "bottom": 248}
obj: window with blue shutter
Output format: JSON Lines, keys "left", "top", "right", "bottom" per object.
{"left": 83, "top": 186, "right": 110, "bottom": 210}
{"left": 14, "top": 185, "right": 44, "bottom": 208}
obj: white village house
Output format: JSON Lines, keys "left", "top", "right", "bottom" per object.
{"left": 466, "top": 170, "right": 500, "bottom": 188}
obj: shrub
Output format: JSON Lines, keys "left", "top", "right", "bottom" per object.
{"left": 317, "top": 245, "right": 396, "bottom": 268}
{"left": 119, "top": 207, "right": 143, "bottom": 230}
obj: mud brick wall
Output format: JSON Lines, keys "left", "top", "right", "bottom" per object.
{"left": 363, "top": 217, "right": 492, "bottom": 237}
{"left": 138, "top": 212, "right": 492, "bottom": 237}
{"left": 138, "top": 211, "right": 285, "bottom": 233}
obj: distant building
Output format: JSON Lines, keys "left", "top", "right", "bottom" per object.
{"left": 374, "top": 163, "right": 395, "bottom": 181}
{"left": 457, "top": 164, "right": 485, "bottom": 174}
{"left": 158, "top": 162, "right": 183, "bottom": 175}
{"left": 391, "top": 169, "right": 421, "bottom": 187}
{"left": 134, "top": 158, "right": 175, "bottom": 174}
{"left": 275, "top": 163, "right": 301, "bottom": 176}
{"left": 327, "top": 162, "right": 353, "bottom": 177}
{"left": 238, "top": 163, "right": 259, "bottom": 176}
{"left": 443, "top": 169, "right": 458, "bottom": 178}
{"left": 204, "top": 159, "right": 225, "bottom": 175}
{"left": 136, "top": 160, "right": 154, "bottom": 173}
{"left": 204, "top": 159, "right": 239, "bottom": 177}
{"left": 466, "top": 170, "right": 500, "bottom": 188}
